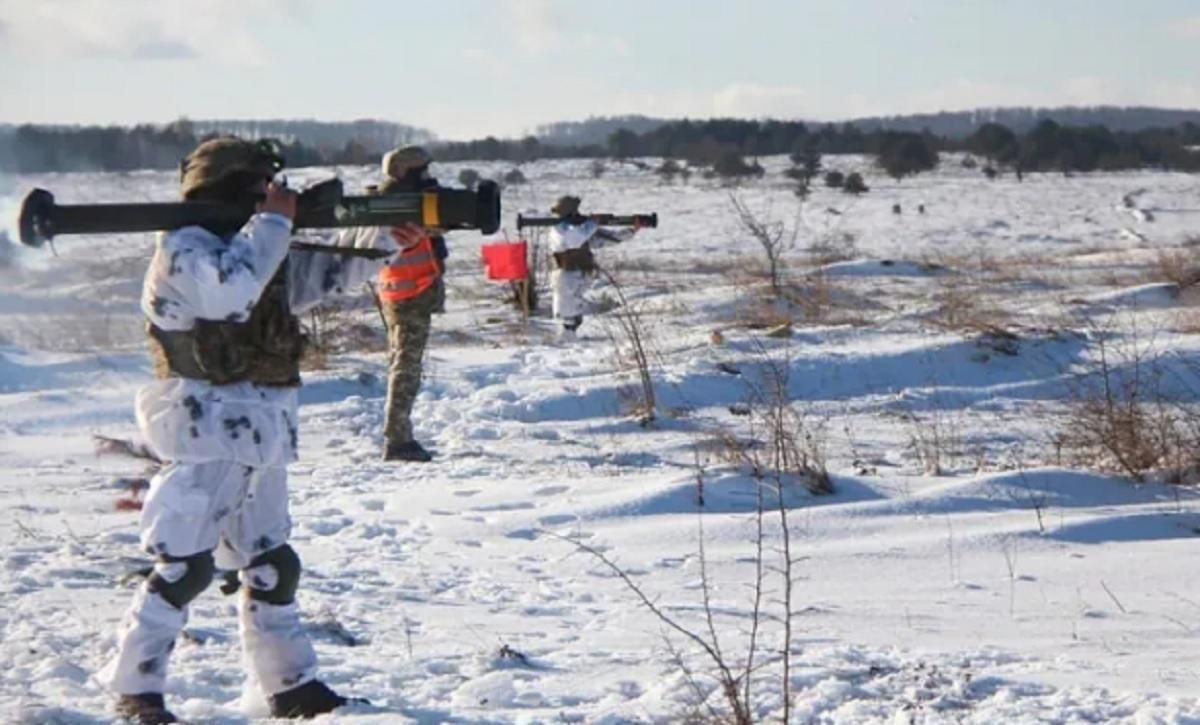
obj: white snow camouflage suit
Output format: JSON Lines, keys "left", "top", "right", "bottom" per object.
{"left": 101, "top": 213, "right": 393, "bottom": 697}
{"left": 547, "top": 220, "right": 634, "bottom": 325}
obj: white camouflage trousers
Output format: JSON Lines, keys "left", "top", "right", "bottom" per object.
{"left": 101, "top": 461, "right": 318, "bottom": 696}
{"left": 551, "top": 268, "right": 589, "bottom": 321}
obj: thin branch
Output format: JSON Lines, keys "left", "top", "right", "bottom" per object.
{"left": 542, "top": 529, "right": 750, "bottom": 724}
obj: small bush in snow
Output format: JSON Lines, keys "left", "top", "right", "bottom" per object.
{"left": 710, "top": 151, "right": 764, "bottom": 180}
{"left": 457, "top": 168, "right": 480, "bottom": 190}
{"left": 656, "top": 158, "right": 688, "bottom": 184}
{"left": 1150, "top": 248, "right": 1200, "bottom": 289}
{"left": 843, "top": 172, "right": 869, "bottom": 195}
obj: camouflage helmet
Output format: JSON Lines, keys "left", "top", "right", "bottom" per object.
{"left": 551, "top": 195, "right": 581, "bottom": 216}
{"left": 382, "top": 145, "right": 432, "bottom": 180}
{"left": 180, "top": 136, "right": 284, "bottom": 197}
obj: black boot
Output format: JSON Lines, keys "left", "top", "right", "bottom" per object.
{"left": 383, "top": 440, "right": 433, "bottom": 462}
{"left": 115, "top": 693, "right": 178, "bottom": 724}
{"left": 269, "top": 679, "right": 352, "bottom": 719}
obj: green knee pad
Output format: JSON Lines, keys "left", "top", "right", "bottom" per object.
{"left": 244, "top": 544, "right": 301, "bottom": 605}
{"left": 147, "top": 551, "right": 215, "bottom": 609}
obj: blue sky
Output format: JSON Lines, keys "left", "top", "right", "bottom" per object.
{"left": 0, "top": 0, "right": 1197, "bottom": 139}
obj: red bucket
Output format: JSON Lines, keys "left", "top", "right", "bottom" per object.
{"left": 481, "top": 241, "right": 529, "bottom": 281}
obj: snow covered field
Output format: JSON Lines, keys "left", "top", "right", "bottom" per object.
{"left": 2, "top": 156, "right": 1200, "bottom": 723}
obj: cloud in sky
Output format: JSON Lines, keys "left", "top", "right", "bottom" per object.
{"left": 505, "top": 0, "right": 567, "bottom": 56}
{"left": 447, "top": 74, "right": 1195, "bottom": 140}
{"left": 1165, "top": 16, "right": 1200, "bottom": 38}
{"left": 602, "top": 79, "right": 1116, "bottom": 128}
{"left": 900, "top": 76, "right": 1125, "bottom": 116}
{"left": 131, "top": 40, "right": 200, "bottom": 62}
{"left": 0, "top": 0, "right": 295, "bottom": 65}
{"left": 1146, "top": 81, "right": 1200, "bottom": 109}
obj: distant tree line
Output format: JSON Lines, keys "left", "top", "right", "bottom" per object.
{"left": 437, "top": 118, "right": 1200, "bottom": 178}
{"left": 532, "top": 106, "right": 1200, "bottom": 144}
{"left": 430, "top": 136, "right": 607, "bottom": 163}
{"left": 3, "top": 116, "right": 1199, "bottom": 177}
{"left": 0, "top": 119, "right": 415, "bottom": 173}
{"left": 191, "top": 118, "right": 431, "bottom": 152}
{"left": 603, "top": 118, "right": 1200, "bottom": 175}
{"left": 965, "top": 119, "right": 1200, "bottom": 174}
{"left": 534, "top": 114, "right": 668, "bottom": 147}
{"left": 851, "top": 105, "right": 1200, "bottom": 138}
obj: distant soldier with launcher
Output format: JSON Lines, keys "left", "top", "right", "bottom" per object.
{"left": 545, "top": 195, "right": 641, "bottom": 339}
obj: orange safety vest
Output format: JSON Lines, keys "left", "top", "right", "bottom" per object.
{"left": 378, "top": 236, "right": 440, "bottom": 303}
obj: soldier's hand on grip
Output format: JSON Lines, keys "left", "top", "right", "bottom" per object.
{"left": 389, "top": 224, "right": 426, "bottom": 251}
{"left": 258, "top": 182, "right": 298, "bottom": 220}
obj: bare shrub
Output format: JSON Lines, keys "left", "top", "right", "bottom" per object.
{"left": 549, "top": 399, "right": 822, "bottom": 723}
{"left": 301, "top": 290, "right": 386, "bottom": 369}
{"left": 1171, "top": 307, "right": 1200, "bottom": 334}
{"left": 558, "top": 344, "right": 832, "bottom": 721}
{"left": 301, "top": 339, "right": 330, "bottom": 371}
{"left": 547, "top": 523, "right": 756, "bottom": 724}
{"left": 733, "top": 299, "right": 794, "bottom": 332}
{"left": 730, "top": 194, "right": 801, "bottom": 296}
{"left": 1059, "top": 327, "right": 1200, "bottom": 483}
{"left": 781, "top": 275, "right": 831, "bottom": 325}
{"left": 305, "top": 300, "right": 340, "bottom": 360}
{"left": 930, "top": 272, "right": 982, "bottom": 330}
{"left": 1151, "top": 248, "right": 1200, "bottom": 288}
{"left": 902, "top": 405, "right": 965, "bottom": 476}
{"left": 502, "top": 231, "right": 544, "bottom": 314}
{"left": 919, "top": 259, "right": 1015, "bottom": 336}
{"left": 723, "top": 343, "right": 833, "bottom": 495}
{"left": 805, "top": 231, "right": 858, "bottom": 267}
{"left": 598, "top": 266, "right": 657, "bottom": 425}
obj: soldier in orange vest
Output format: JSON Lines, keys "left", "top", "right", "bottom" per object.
{"left": 375, "top": 146, "right": 446, "bottom": 462}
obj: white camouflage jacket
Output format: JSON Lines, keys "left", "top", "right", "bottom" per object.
{"left": 137, "top": 214, "right": 392, "bottom": 468}
{"left": 548, "top": 220, "right": 635, "bottom": 255}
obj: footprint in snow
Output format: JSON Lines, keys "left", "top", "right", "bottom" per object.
{"left": 473, "top": 502, "right": 536, "bottom": 512}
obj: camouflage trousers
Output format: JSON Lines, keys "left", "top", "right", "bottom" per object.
{"left": 381, "top": 282, "right": 439, "bottom": 445}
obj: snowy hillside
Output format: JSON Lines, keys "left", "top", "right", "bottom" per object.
{"left": 2, "top": 156, "right": 1200, "bottom": 723}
